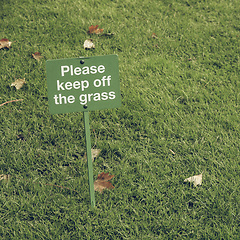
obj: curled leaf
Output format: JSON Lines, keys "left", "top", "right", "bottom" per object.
{"left": 87, "top": 25, "right": 103, "bottom": 35}
{"left": 32, "top": 52, "right": 43, "bottom": 61}
{"left": 151, "top": 33, "right": 158, "bottom": 38}
{"left": 84, "top": 148, "right": 101, "bottom": 161}
{"left": 0, "top": 38, "right": 12, "bottom": 49}
{"left": 184, "top": 173, "right": 203, "bottom": 187}
{"left": 94, "top": 172, "right": 114, "bottom": 193}
{"left": 0, "top": 174, "right": 11, "bottom": 182}
{"left": 11, "top": 78, "right": 26, "bottom": 90}
{"left": 83, "top": 39, "right": 95, "bottom": 49}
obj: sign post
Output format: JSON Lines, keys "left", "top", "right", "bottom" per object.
{"left": 46, "top": 55, "right": 121, "bottom": 207}
{"left": 84, "top": 111, "right": 95, "bottom": 207}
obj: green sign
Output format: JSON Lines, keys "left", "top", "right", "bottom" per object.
{"left": 46, "top": 55, "right": 121, "bottom": 114}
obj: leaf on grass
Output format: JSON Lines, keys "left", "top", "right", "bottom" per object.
{"left": 87, "top": 25, "right": 103, "bottom": 35}
{"left": 184, "top": 173, "right": 203, "bottom": 187}
{"left": 83, "top": 39, "right": 95, "bottom": 49}
{"left": 0, "top": 174, "right": 11, "bottom": 182}
{"left": 151, "top": 33, "right": 158, "bottom": 38}
{"left": 92, "top": 149, "right": 101, "bottom": 159}
{"left": 11, "top": 78, "right": 26, "bottom": 90}
{"left": 84, "top": 148, "right": 101, "bottom": 161}
{"left": 32, "top": 52, "right": 43, "bottom": 61}
{"left": 0, "top": 38, "right": 12, "bottom": 49}
{"left": 94, "top": 172, "right": 114, "bottom": 193}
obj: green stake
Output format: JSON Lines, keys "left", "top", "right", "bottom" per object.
{"left": 83, "top": 111, "right": 95, "bottom": 207}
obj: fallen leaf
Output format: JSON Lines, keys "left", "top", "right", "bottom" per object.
{"left": 92, "top": 149, "right": 101, "bottom": 159}
{"left": 184, "top": 173, "right": 203, "bottom": 187}
{"left": 11, "top": 78, "right": 26, "bottom": 90}
{"left": 87, "top": 25, "right": 103, "bottom": 34}
{"left": 0, "top": 38, "right": 12, "bottom": 49}
{"left": 94, "top": 172, "right": 114, "bottom": 193}
{"left": 0, "top": 174, "right": 11, "bottom": 182}
{"left": 83, "top": 39, "right": 95, "bottom": 49}
{"left": 84, "top": 148, "right": 101, "bottom": 161}
{"left": 152, "top": 33, "right": 158, "bottom": 38}
{"left": 32, "top": 52, "right": 43, "bottom": 61}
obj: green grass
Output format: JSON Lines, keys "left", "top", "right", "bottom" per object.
{"left": 1, "top": 0, "right": 240, "bottom": 239}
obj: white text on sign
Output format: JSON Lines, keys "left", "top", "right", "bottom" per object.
{"left": 50, "top": 63, "right": 117, "bottom": 106}
{"left": 61, "top": 64, "right": 105, "bottom": 76}
{"left": 53, "top": 92, "right": 116, "bottom": 105}
{"left": 56, "top": 76, "right": 111, "bottom": 91}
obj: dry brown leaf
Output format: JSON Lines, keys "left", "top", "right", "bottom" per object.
{"left": 151, "top": 33, "right": 158, "bottom": 38}
{"left": 184, "top": 173, "right": 203, "bottom": 187}
{"left": 11, "top": 78, "right": 26, "bottom": 90}
{"left": 94, "top": 172, "right": 114, "bottom": 193}
{"left": 91, "top": 149, "right": 101, "bottom": 160}
{"left": 87, "top": 25, "right": 103, "bottom": 34}
{"left": 83, "top": 39, "right": 95, "bottom": 49}
{"left": 84, "top": 148, "right": 101, "bottom": 161}
{"left": 32, "top": 52, "right": 43, "bottom": 61}
{"left": 0, "top": 38, "right": 12, "bottom": 49}
{"left": 0, "top": 174, "right": 11, "bottom": 182}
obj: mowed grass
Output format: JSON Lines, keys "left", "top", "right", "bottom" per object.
{"left": 1, "top": 0, "right": 240, "bottom": 239}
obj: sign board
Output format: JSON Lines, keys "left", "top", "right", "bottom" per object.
{"left": 46, "top": 55, "right": 121, "bottom": 114}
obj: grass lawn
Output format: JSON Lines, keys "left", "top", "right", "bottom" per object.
{"left": 1, "top": 0, "right": 240, "bottom": 239}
